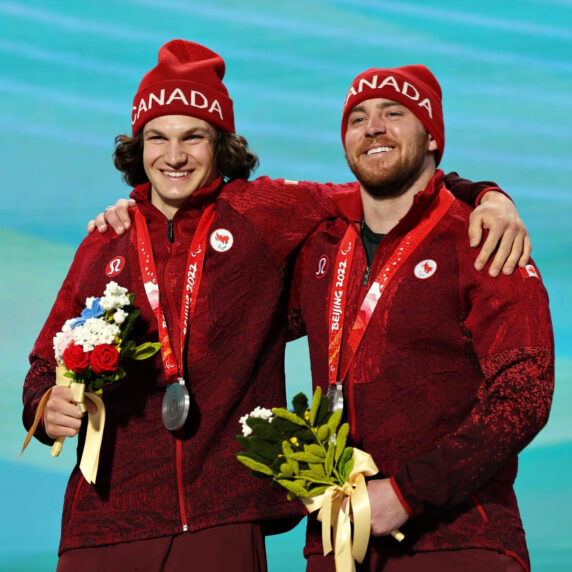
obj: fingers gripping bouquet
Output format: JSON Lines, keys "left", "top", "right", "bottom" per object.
{"left": 21, "top": 281, "right": 160, "bottom": 483}
{"left": 236, "top": 388, "right": 403, "bottom": 572}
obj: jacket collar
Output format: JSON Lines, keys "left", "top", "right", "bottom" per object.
{"left": 130, "top": 176, "right": 225, "bottom": 219}
{"left": 331, "top": 170, "right": 446, "bottom": 231}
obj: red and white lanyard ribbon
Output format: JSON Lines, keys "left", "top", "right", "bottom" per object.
{"left": 135, "top": 204, "right": 216, "bottom": 383}
{"left": 328, "top": 186, "right": 455, "bottom": 395}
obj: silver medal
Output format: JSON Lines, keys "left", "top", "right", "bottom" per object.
{"left": 327, "top": 382, "right": 344, "bottom": 412}
{"left": 162, "top": 379, "right": 190, "bottom": 431}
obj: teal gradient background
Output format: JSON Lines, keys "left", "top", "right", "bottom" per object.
{"left": 1, "top": 1, "right": 570, "bottom": 570}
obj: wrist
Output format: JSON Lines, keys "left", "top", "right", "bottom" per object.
{"left": 477, "top": 187, "right": 512, "bottom": 206}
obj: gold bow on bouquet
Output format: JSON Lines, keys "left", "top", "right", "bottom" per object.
{"left": 236, "top": 387, "right": 404, "bottom": 572}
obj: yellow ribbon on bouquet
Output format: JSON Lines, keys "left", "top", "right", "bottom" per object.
{"left": 302, "top": 448, "right": 404, "bottom": 572}
{"left": 20, "top": 366, "right": 105, "bottom": 484}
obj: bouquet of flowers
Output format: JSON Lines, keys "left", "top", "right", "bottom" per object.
{"left": 53, "top": 281, "right": 160, "bottom": 392}
{"left": 237, "top": 387, "right": 403, "bottom": 571}
{"left": 21, "top": 281, "right": 160, "bottom": 483}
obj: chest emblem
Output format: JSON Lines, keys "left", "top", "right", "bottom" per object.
{"left": 414, "top": 259, "right": 437, "bottom": 279}
{"left": 105, "top": 256, "right": 125, "bottom": 278}
{"left": 210, "top": 228, "right": 234, "bottom": 252}
{"left": 520, "top": 264, "right": 539, "bottom": 279}
{"left": 315, "top": 255, "right": 329, "bottom": 278}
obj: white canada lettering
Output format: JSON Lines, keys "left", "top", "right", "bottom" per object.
{"left": 167, "top": 88, "right": 188, "bottom": 106}
{"left": 345, "top": 74, "right": 433, "bottom": 119}
{"left": 148, "top": 89, "right": 165, "bottom": 109}
{"left": 132, "top": 88, "right": 224, "bottom": 125}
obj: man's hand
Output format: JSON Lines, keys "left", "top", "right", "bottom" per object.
{"left": 87, "top": 199, "right": 135, "bottom": 235}
{"left": 44, "top": 386, "right": 86, "bottom": 439}
{"left": 367, "top": 478, "right": 409, "bottom": 537}
{"left": 469, "top": 191, "right": 531, "bottom": 277}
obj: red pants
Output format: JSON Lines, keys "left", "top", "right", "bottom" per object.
{"left": 307, "top": 548, "right": 525, "bottom": 572}
{"left": 57, "top": 523, "right": 267, "bottom": 572}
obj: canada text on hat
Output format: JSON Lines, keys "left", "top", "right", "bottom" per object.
{"left": 131, "top": 40, "right": 235, "bottom": 135}
{"left": 341, "top": 65, "right": 445, "bottom": 165}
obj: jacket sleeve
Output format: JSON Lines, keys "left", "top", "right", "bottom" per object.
{"left": 444, "top": 171, "right": 509, "bottom": 206}
{"left": 392, "top": 255, "right": 554, "bottom": 515}
{"left": 22, "top": 234, "right": 108, "bottom": 445}
{"left": 225, "top": 177, "right": 354, "bottom": 266}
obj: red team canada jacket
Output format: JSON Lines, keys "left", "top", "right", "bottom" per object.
{"left": 290, "top": 171, "right": 554, "bottom": 570}
{"left": 23, "top": 173, "right": 503, "bottom": 554}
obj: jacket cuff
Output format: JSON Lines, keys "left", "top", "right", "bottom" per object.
{"left": 389, "top": 476, "right": 414, "bottom": 518}
{"left": 475, "top": 186, "right": 512, "bottom": 206}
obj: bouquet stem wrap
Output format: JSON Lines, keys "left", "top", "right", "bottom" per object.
{"left": 20, "top": 366, "right": 106, "bottom": 484}
{"left": 302, "top": 448, "right": 403, "bottom": 572}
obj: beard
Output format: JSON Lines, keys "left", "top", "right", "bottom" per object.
{"left": 346, "top": 131, "right": 430, "bottom": 199}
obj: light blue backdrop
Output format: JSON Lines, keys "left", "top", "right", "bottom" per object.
{"left": 1, "top": 1, "right": 570, "bottom": 570}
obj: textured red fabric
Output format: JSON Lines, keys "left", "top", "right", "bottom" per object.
{"left": 291, "top": 171, "right": 554, "bottom": 568}
{"left": 57, "top": 523, "right": 267, "bottom": 572}
{"left": 131, "top": 40, "right": 234, "bottom": 134}
{"left": 307, "top": 548, "right": 526, "bottom": 572}
{"left": 23, "top": 172, "right": 503, "bottom": 555}
{"left": 23, "top": 175, "right": 343, "bottom": 554}
{"left": 341, "top": 65, "right": 444, "bottom": 164}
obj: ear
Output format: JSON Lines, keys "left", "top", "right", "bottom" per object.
{"left": 427, "top": 134, "right": 438, "bottom": 152}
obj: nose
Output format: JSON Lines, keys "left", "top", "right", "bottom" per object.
{"left": 164, "top": 140, "right": 186, "bottom": 167}
{"left": 365, "top": 114, "right": 387, "bottom": 137}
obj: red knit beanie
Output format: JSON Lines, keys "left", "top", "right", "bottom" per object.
{"left": 341, "top": 65, "right": 444, "bottom": 165}
{"left": 131, "top": 39, "right": 235, "bottom": 135}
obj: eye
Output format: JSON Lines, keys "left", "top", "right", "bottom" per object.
{"left": 349, "top": 116, "right": 366, "bottom": 126}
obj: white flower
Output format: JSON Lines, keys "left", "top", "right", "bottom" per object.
{"left": 113, "top": 308, "right": 128, "bottom": 324}
{"left": 53, "top": 327, "right": 75, "bottom": 362}
{"left": 72, "top": 317, "right": 120, "bottom": 352}
{"left": 239, "top": 406, "right": 274, "bottom": 437}
{"left": 85, "top": 297, "right": 97, "bottom": 309}
{"left": 100, "top": 281, "right": 130, "bottom": 311}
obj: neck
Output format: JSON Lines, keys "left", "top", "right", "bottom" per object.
{"left": 361, "top": 168, "right": 436, "bottom": 234}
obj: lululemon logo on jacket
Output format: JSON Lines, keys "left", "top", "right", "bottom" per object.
{"left": 414, "top": 259, "right": 437, "bottom": 279}
{"left": 210, "top": 229, "right": 233, "bottom": 252}
{"left": 105, "top": 256, "right": 125, "bottom": 278}
{"left": 315, "top": 255, "right": 329, "bottom": 278}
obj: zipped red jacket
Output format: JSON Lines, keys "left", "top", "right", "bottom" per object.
{"left": 23, "top": 172, "right": 505, "bottom": 554}
{"left": 290, "top": 171, "right": 554, "bottom": 571}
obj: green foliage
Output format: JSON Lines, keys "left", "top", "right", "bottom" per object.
{"left": 235, "top": 388, "right": 355, "bottom": 500}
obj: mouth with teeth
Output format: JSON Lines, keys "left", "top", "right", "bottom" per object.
{"left": 366, "top": 146, "right": 394, "bottom": 156}
{"left": 162, "top": 170, "right": 192, "bottom": 179}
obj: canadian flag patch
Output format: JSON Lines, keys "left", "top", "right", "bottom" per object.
{"left": 210, "top": 228, "right": 233, "bottom": 252}
{"left": 414, "top": 259, "right": 437, "bottom": 279}
{"left": 519, "top": 264, "right": 539, "bottom": 279}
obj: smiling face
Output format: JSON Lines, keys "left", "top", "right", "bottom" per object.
{"left": 344, "top": 98, "right": 437, "bottom": 199}
{"left": 142, "top": 115, "right": 218, "bottom": 218}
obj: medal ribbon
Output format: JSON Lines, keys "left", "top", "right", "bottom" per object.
{"left": 135, "top": 204, "right": 215, "bottom": 383}
{"left": 328, "top": 186, "right": 455, "bottom": 389}
{"left": 327, "top": 225, "right": 359, "bottom": 388}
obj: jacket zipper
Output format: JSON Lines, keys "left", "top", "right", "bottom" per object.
{"left": 176, "top": 439, "right": 188, "bottom": 531}
{"left": 162, "top": 216, "right": 188, "bottom": 532}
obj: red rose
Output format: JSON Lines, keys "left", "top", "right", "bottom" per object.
{"left": 62, "top": 342, "right": 91, "bottom": 374}
{"left": 90, "top": 344, "right": 120, "bottom": 374}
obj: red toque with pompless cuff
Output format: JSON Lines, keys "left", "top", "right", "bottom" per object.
{"left": 131, "top": 39, "right": 235, "bottom": 135}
